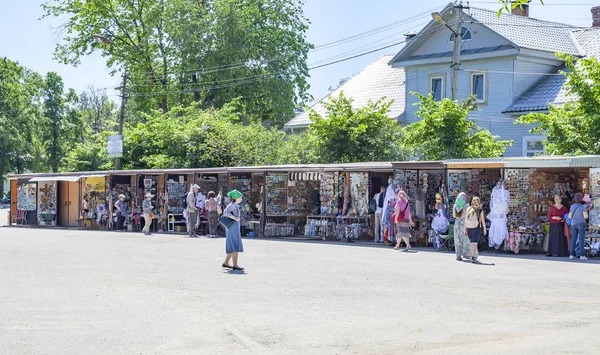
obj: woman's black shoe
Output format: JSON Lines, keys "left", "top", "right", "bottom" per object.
{"left": 232, "top": 266, "right": 245, "bottom": 271}
{"left": 222, "top": 264, "right": 233, "bottom": 269}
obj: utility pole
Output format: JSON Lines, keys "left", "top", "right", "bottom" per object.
{"left": 115, "top": 69, "right": 128, "bottom": 170}
{"left": 451, "top": 2, "right": 465, "bottom": 101}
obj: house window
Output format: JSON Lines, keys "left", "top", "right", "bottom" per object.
{"left": 470, "top": 72, "right": 486, "bottom": 103}
{"left": 449, "top": 27, "right": 472, "bottom": 42}
{"left": 429, "top": 75, "right": 445, "bottom": 101}
{"left": 523, "top": 136, "right": 545, "bottom": 157}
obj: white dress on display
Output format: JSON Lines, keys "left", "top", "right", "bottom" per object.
{"left": 488, "top": 186, "right": 510, "bottom": 248}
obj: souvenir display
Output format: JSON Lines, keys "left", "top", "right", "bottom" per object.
{"left": 319, "top": 172, "right": 338, "bottom": 215}
{"left": 229, "top": 173, "right": 252, "bottom": 218}
{"left": 349, "top": 172, "right": 369, "bottom": 217}
{"left": 17, "top": 183, "right": 37, "bottom": 211}
{"left": 393, "top": 169, "right": 418, "bottom": 211}
{"left": 265, "top": 173, "right": 287, "bottom": 215}
{"left": 38, "top": 182, "right": 57, "bottom": 226}
{"left": 287, "top": 178, "right": 314, "bottom": 216}
{"left": 265, "top": 223, "right": 295, "bottom": 237}
{"left": 196, "top": 174, "right": 219, "bottom": 195}
{"left": 447, "top": 171, "right": 471, "bottom": 222}
{"left": 588, "top": 169, "right": 600, "bottom": 230}
{"left": 82, "top": 177, "right": 108, "bottom": 228}
{"left": 305, "top": 217, "right": 336, "bottom": 239}
{"left": 506, "top": 169, "right": 532, "bottom": 229}
{"left": 167, "top": 178, "right": 187, "bottom": 214}
{"left": 423, "top": 172, "right": 444, "bottom": 216}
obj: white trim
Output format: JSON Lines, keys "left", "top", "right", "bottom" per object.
{"left": 448, "top": 27, "right": 472, "bottom": 43}
{"left": 522, "top": 136, "right": 546, "bottom": 157}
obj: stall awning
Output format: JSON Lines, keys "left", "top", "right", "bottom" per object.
{"left": 29, "top": 176, "right": 81, "bottom": 182}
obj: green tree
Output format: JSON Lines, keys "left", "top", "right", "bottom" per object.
{"left": 516, "top": 55, "right": 600, "bottom": 155}
{"left": 0, "top": 58, "right": 45, "bottom": 189}
{"left": 405, "top": 93, "right": 511, "bottom": 160}
{"left": 497, "top": 0, "right": 543, "bottom": 16}
{"left": 42, "top": 0, "right": 312, "bottom": 124}
{"left": 123, "top": 101, "right": 286, "bottom": 170}
{"left": 42, "top": 72, "right": 82, "bottom": 172}
{"left": 79, "top": 85, "right": 117, "bottom": 135}
{"left": 304, "top": 92, "right": 408, "bottom": 164}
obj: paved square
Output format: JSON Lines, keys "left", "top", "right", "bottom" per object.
{"left": 0, "top": 227, "right": 599, "bottom": 354}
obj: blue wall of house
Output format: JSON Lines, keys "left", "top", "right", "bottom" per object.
{"left": 403, "top": 56, "right": 544, "bottom": 157}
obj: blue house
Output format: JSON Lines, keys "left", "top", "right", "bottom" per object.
{"left": 389, "top": 3, "right": 600, "bottom": 157}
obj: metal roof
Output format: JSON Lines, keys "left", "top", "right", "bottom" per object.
{"left": 504, "top": 69, "right": 570, "bottom": 113}
{"left": 504, "top": 156, "right": 600, "bottom": 168}
{"left": 284, "top": 55, "right": 405, "bottom": 129}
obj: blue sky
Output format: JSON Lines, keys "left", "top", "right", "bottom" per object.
{"left": 0, "top": 1, "right": 595, "bottom": 104}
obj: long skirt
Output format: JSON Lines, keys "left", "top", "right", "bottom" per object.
{"left": 548, "top": 222, "right": 567, "bottom": 256}
{"left": 225, "top": 220, "right": 244, "bottom": 254}
{"left": 453, "top": 217, "right": 471, "bottom": 258}
{"left": 395, "top": 220, "right": 410, "bottom": 239}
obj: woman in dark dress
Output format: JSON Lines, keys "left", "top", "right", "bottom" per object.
{"left": 546, "top": 195, "right": 568, "bottom": 257}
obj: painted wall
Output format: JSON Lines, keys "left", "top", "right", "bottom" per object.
{"left": 403, "top": 56, "right": 542, "bottom": 157}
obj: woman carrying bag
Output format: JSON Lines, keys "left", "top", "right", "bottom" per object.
{"left": 220, "top": 190, "right": 245, "bottom": 271}
{"left": 464, "top": 197, "right": 486, "bottom": 264}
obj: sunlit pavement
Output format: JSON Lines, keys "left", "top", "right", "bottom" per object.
{"left": 1, "top": 227, "right": 599, "bottom": 355}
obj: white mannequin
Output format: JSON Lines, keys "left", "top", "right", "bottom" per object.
{"left": 488, "top": 180, "right": 510, "bottom": 248}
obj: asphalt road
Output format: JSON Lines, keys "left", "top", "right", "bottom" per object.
{"left": 1, "top": 228, "right": 599, "bottom": 355}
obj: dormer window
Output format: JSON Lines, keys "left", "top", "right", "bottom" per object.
{"left": 449, "top": 27, "right": 472, "bottom": 42}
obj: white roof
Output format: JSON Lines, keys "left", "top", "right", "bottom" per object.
{"left": 285, "top": 55, "right": 405, "bottom": 129}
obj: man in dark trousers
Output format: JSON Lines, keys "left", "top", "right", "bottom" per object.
{"left": 186, "top": 184, "right": 200, "bottom": 238}
{"left": 373, "top": 185, "right": 386, "bottom": 243}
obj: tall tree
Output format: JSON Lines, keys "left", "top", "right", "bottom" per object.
{"left": 405, "top": 93, "right": 511, "bottom": 160}
{"left": 516, "top": 55, "right": 600, "bottom": 155}
{"left": 42, "top": 72, "right": 82, "bottom": 172}
{"left": 0, "top": 58, "right": 44, "bottom": 192}
{"left": 304, "top": 93, "right": 408, "bottom": 164}
{"left": 42, "top": 0, "right": 312, "bottom": 125}
{"left": 79, "top": 85, "right": 117, "bottom": 135}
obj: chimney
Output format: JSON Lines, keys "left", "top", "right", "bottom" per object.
{"left": 404, "top": 31, "right": 417, "bottom": 44}
{"left": 592, "top": 6, "right": 600, "bottom": 27}
{"left": 510, "top": 0, "right": 531, "bottom": 17}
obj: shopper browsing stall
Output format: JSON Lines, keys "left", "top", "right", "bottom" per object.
{"left": 114, "top": 194, "right": 127, "bottom": 231}
{"left": 465, "top": 197, "right": 486, "bottom": 263}
{"left": 452, "top": 192, "right": 471, "bottom": 261}
{"left": 204, "top": 191, "right": 219, "bottom": 238}
{"left": 222, "top": 190, "right": 245, "bottom": 271}
{"left": 142, "top": 193, "right": 153, "bottom": 235}
{"left": 393, "top": 190, "right": 414, "bottom": 252}
{"left": 569, "top": 193, "right": 589, "bottom": 261}
{"left": 546, "top": 195, "right": 568, "bottom": 257}
{"left": 186, "top": 184, "right": 200, "bottom": 238}
{"left": 373, "top": 185, "right": 386, "bottom": 243}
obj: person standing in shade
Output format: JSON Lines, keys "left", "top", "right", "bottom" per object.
{"left": 464, "top": 197, "right": 486, "bottom": 263}
{"left": 311, "top": 185, "right": 321, "bottom": 215}
{"left": 114, "top": 194, "right": 127, "bottom": 231}
{"left": 453, "top": 192, "right": 471, "bottom": 261}
{"left": 569, "top": 193, "right": 589, "bottom": 261}
{"left": 142, "top": 193, "right": 153, "bottom": 235}
{"left": 187, "top": 184, "right": 200, "bottom": 238}
{"left": 373, "top": 185, "right": 386, "bottom": 243}
{"left": 393, "top": 190, "right": 414, "bottom": 252}
{"left": 547, "top": 195, "right": 568, "bottom": 257}
{"left": 202, "top": 191, "right": 219, "bottom": 238}
{"left": 222, "top": 190, "right": 245, "bottom": 271}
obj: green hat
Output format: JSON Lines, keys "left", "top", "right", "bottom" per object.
{"left": 228, "top": 190, "right": 243, "bottom": 200}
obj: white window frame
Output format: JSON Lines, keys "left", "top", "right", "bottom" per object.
{"left": 429, "top": 73, "right": 445, "bottom": 101}
{"left": 523, "top": 136, "right": 546, "bottom": 157}
{"left": 470, "top": 71, "right": 487, "bottom": 104}
{"left": 449, "top": 27, "right": 472, "bottom": 42}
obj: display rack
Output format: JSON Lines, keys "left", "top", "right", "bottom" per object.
{"left": 166, "top": 179, "right": 187, "bottom": 214}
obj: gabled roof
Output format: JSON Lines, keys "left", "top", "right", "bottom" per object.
{"left": 571, "top": 27, "right": 600, "bottom": 58}
{"left": 465, "top": 7, "right": 581, "bottom": 56}
{"left": 389, "top": 3, "right": 582, "bottom": 66}
{"left": 504, "top": 69, "right": 570, "bottom": 113}
{"left": 285, "top": 55, "right": 405, "bottom": 129}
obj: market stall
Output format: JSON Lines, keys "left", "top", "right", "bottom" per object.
{"left": 166, "top": 174, "right": 187, "bottom": 233}
{"left": 37, "top": 180, "right": 57, "bottom": 226}
{"left": 109, "top": 174, "right": 136, "bottom": 231}
{"left": 16, "top": 179, "right": 37, "bottom": 225}
{"left": 81, "top": 175, "right": 109, "bottom": 229}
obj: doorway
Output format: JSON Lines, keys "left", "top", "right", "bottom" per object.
{"left": 57, "top": 181, "right": 80, "bottom": 227}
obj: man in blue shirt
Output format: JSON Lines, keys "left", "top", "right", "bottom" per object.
{"left": 569, "top": 193, "right": 589, "bottom": 261}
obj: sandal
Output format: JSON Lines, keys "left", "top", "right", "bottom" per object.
{"left": 222, "top": 264, "right": 233, "bottom": 269}
{"left": 456, "top": 257, "right": 463, "bottom": 261}
{"left": 393, "top": 247, "right": 400, "bottom": 250}
{"left": 232, "top": 266, "right": 245, "bottom": 271}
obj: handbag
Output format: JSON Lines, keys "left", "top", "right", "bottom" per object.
{"left": 219, "top": 215, "right": 235, "bottom": 228}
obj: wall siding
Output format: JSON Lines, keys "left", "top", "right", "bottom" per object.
{"left": 404, "top": 56, "right": 538, "bottom": 157}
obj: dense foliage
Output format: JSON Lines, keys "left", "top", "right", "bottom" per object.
{"left": 516, "top": 55, "right": 600, "bottom": 155}
{"left": 404, "top": 93, "right": 512, "bottom": 160}
{"left": 42, "top": 0, "right": 312, "bottom": 125}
